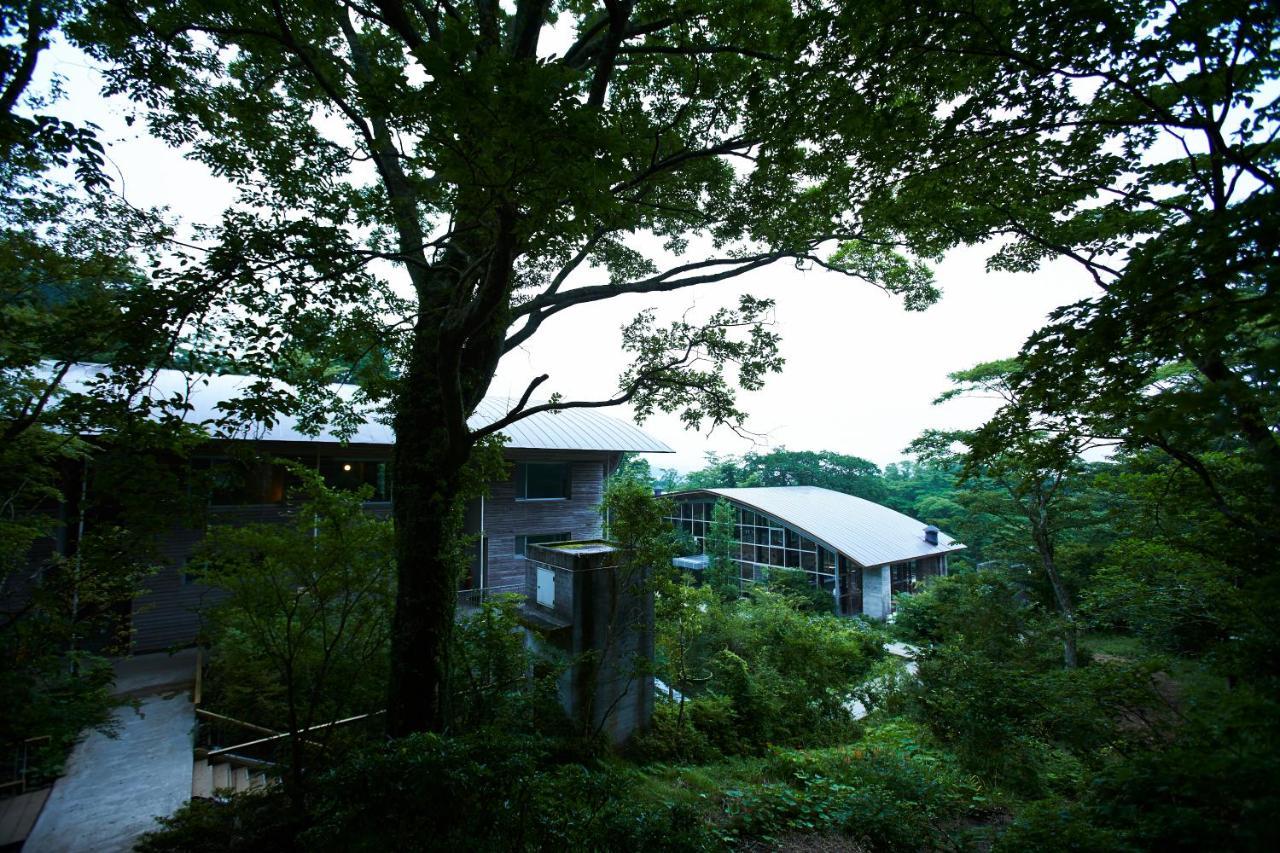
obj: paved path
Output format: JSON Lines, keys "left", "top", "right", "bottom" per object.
{"left": 847, "top": 641, "right": 921, "bottom": 721}
{"left": 24, "top": 652, "right": 197, "bottom": 853}
{"left": 884, "top": 641, "right": 920, "bottom": 676}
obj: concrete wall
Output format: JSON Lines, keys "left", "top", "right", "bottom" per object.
{"left": 524, "top": 542, "right": 654, "bottom": 745}
{"left": 861, "top": 564, "right": 892, "bottom": 620}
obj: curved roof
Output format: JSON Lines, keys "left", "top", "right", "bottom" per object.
{"left": 470, "top": 397, "right": 672, "bottom": 452}
{"left": 670, "top": 485, "right": 963, "bottom": 567}
{"left": 58, "top": 365, "right": 672, "bottom": 453}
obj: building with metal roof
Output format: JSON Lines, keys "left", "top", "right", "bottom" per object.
{"left": 666, "top": 486, "right": 965, "bottom": 619}
{"left": 40, "top": 364, "right": 672, "bottom": 651}
{"left": 58, "top": 364, "right": 672, "bottom": 453}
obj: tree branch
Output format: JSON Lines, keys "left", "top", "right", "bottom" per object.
{"left": 0, "top": 0, "right": 46, "bottom": 116}
{"left": 503, "top": 250, "right": 800, "bottom": 354}
{"left": 586, "top": 0, "right": 631, "bottom": 107}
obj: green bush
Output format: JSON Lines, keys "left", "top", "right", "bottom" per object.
{"left": 719, "top": 735, "right": 982, "bottom": 850}
{"left": 893, "top": 571, "right": 1033, "bottom": 653}
{"left": 136, "top": 790, "right": 297, "bottom": 853}
{"left": 763, "top": 568, "right": 836, "bottom": 614}
{"left": 710, "top": 592, "right": 883, "bottom": 750}
{"left": 901, "top": 570, "right": 1162, "bottom": 796}
{"left": 631, "top": 695, "right": 739, "bottom": 763}
{"left": 994, "top": 799, "right": 1131, "bottom": 853}
{"left": 303, "top": 731, "right": 717, "bottom": 852}
{"left": 1084, "top": 680, "right": 1280, "bottom": 852}
{"left": 448, "top": 594, "right": 569, "bottom": 735}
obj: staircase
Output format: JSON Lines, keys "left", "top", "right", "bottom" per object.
{"left": 191, "top": 755, "right": 275, "bottom": 799}
{"left": 189, "top": 652, "right": 382, "bottom": 801}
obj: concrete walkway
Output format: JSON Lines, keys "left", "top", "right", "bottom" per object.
{"left": 884, "top": 641, "right": 920, "bottom": 676}
{"left": 847, "top": 641, "right": 921, "bottom": 721}
{"left": 23, "top": 653, "right": 197, "bottom": 853}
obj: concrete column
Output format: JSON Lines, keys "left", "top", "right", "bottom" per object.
{"left": 523, "top": 541, "right": 654, "bottom": 745}
{"left": 862, "top": 564, "right": 893, "bottom": 620}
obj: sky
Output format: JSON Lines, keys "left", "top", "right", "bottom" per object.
{"left": 44, "top": 42, "right": 1101, "bottom": 474}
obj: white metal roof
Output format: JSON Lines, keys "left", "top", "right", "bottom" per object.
{"left": 56, "top": 365, "right": 673, "bottom": 453}
{"left": 671, "top": 485, "right": 964, "bottom": 567}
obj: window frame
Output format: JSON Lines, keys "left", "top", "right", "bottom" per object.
{"left": 515, "top": 461, "right": 572, "bottom": 501}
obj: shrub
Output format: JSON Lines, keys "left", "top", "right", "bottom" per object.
{"left": 712, "top": 592, "right": 883, "bottom": 749}
{"left": 720, "top": 735, "right": 982, "bottom": 851}
{"left": 631, "top": 694, "right": 740, "bottom": 763}
{"left": 763, "top": 568, "right": 836, "bottom": 614}
{"left": 994, "top": 799, "right": 1131, "bottom": 853}
{"left": 893, "top": 571, "right": 1033, "bottom": 653}
{"left": 448, "top": 594, "right": 569, "bottom": 735}
{"left": 135, "top": 790, "right": 297, "bottom": 853}
{"left": 302, "top": 731, "right": 718, "bottom": 852}
{"left": 141, "top": 731, "right": 720, "bottom": 852}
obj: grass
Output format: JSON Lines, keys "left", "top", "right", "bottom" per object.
{"left": 627, "top": 756, "right": 772, "bottom": 809}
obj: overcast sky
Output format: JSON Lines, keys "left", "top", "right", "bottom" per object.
{"left": 46, "top": 43, "right": 1100, "bottom": 474}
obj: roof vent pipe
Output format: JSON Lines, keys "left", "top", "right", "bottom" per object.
{"left": 924, "top": 525, "right": 939, "bottom": 546}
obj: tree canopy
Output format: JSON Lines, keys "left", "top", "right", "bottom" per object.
{"left": 6, "top": 0, "right": 1272, "bottom": 735}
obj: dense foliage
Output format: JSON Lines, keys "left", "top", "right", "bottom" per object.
{"left": 644, "top": 588, "right": 884, "bottom": 761}
{"left": 194, "top": 465, "right": 395, "bottom": 793}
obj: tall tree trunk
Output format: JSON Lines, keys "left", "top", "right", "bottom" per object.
{"left": 385, "top": 345, "right": 472, "bottom": 736}
{"left": 1031, "top": 521, "right": 1077, "bottom": 669}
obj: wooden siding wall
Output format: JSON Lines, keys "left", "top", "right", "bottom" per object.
{"left": 481, "top": 449, "right": 613, "bottom": 589}
{"left": 9, "top": 440, "right": 618, "bottom": 653}
{"left": 133, "top": 444, "right": 614, "bottom": 650}
{"left": 132, "top": 502, "right": 395, "bottom": 652}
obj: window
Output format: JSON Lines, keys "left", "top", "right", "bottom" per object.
{"left": 195, "top": 456, "right": 304, "bottom": 506}
{"left": 515, "top": 532, "right": 571, "bottom": 557}
{"left": 516, "top": 462, "right": 571, "bottom": 500}
{"left": 318, "top": 458, "right": 392, "bottom": 501}
{"left": 890, "top": 561, "right": 919, "bottom": 595}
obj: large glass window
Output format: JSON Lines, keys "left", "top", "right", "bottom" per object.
{"left": 890, "top": 560, "right": 919, "bottom": 595}
{"left": 196, "top": 456, "right": 304, "bottom": 506}
{"left": 516, "top": 462, "right": 571, "bottom": 500}
{"left": 665, "top": 497, "right": 833, "bottom": 596}
{"left": 318, "top": 458, "right": 392, "bottom": 501}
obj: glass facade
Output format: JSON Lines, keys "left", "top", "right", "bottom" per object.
{"left": 666, "top": 498, "right": 841, "bottom": 605}
{"left": 888, "top": 556, "right": 946, "bottom": 598}
{"left": 667, "top": 495, "right": 948, "bottom": 617}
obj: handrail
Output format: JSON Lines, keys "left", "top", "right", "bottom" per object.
{"left": 195, "top": 709, "right": 282, "bottom": 738}
{"left": 204, "top": 710, "right": 386, "bottom": 759}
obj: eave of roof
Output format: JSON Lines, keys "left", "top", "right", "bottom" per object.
{"left": 55, "top": 364, "right": 673, "bottom": 454}
{"left": 668, "top": 485, "right": 965, "bottom": 568}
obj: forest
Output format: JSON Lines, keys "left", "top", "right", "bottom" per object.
{"left": 2, "top": 0, "right": 1277, "bottom": 850}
